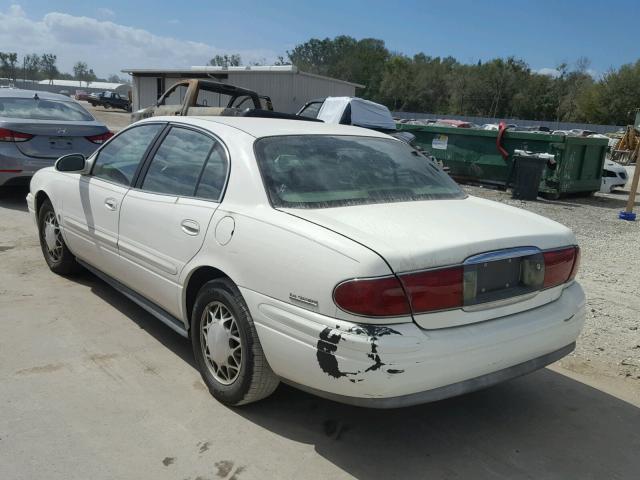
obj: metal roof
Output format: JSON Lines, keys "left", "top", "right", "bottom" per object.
{"left": 121, "top": 65, "right": 364, "bottom": 88}
{"left": 37, "top": 79, "right": 129, "bottom": 90}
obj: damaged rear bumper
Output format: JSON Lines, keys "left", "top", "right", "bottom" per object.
{"left": 241, "top": 282, "right": 586, "bottom": 408}
{"left": 285, "top": 342, "right": 575, "bottom": 408}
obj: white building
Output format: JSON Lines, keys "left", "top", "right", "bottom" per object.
{"left": 121, "top": 65, "right": 363, "bottom": 113}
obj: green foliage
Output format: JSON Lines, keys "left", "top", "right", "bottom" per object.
{"left": 39, "top": 53, "right": 58, "bottom": 83}
{"left": 72, "top": 61, "right": 97, "bottom": 85}
{"left": 209, "top": 54, "right": 242, "bottom": 67}
{"left": 288, "top": 36, "right": 389, "bottom": 98}
{"left": 285, "top": 36, "right": 640, "bottom": 125}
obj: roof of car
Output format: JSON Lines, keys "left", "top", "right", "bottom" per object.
{"left": 0, "top": 88, "right": 77, "bottom": 101}
{"left": 146, "top": 115, "right": 391, "bottom": 139}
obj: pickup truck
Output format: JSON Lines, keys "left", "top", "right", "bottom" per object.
{"left": 131, "top": 79, "right": 276, "bottom": 122}
{"left": 88, "top": 91, "right": 131, "bottom": 112}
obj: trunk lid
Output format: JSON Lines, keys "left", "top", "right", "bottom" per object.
{"left": 4, "top": 120, "right": 107, "bottom": 159}
{"left": 283, "top": 196, "right": 576, "bottom": 328}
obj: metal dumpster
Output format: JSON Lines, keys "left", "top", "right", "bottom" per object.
{"left": 397, "top": 123, "right": 608, "bottom": 198}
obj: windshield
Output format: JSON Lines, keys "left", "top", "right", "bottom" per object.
{"left": 0, "top": 97, "right": 94, "bottom": 121}
{"left": 255, "top": 135, "right": 465, "bottom": 208}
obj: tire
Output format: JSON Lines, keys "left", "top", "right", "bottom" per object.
{"left": 191, "top": 278, "right": 279, "bottom": 406}
{"left": 37, "top": 199, "right": 80, "bottom": 275}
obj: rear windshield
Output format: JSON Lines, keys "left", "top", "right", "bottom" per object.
{"left": 255, "top": 135, "right": 465, "bottom": 208}
{"left": 0, "top": 97, "right": 94, "bottom": 121}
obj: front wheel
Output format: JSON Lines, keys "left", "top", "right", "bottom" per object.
{"left": 37, "top": 199, "right": 80, "bottom": 275}
{"left": 191, "top": 278, "right": 279, "bottom": 406}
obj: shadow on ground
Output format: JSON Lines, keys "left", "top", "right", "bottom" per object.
{"left": 0, "top": 186, "right": 29, "bottom": 212}
{"left": 73, "top": 267, "right": 640, "bottom": 480}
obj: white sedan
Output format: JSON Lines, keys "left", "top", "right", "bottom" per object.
{"left": 27, "top": 116, "right": 585, "bottom": 408}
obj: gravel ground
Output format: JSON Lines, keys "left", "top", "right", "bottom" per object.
{"left": 464, "top": 184, "right": 640, "bottom": 387}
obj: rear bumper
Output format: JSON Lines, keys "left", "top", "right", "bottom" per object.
{"left": 286, "top": 343, "right": 575, "bottom": 408}
{"left": 242, "top": 281, "right": 586, "bottom": 407}
{"left": 0, "top": 149, "right": 55, "bottom": 186}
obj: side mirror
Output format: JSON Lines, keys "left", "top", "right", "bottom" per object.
{"left": 55, "top": 153, "right": 86, "bottom": 173}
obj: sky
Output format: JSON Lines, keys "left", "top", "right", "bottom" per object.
{"left": 0, "top": 0, "right": 638, "bottom": 79}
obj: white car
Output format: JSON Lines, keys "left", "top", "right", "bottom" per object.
{"left": 600, "top": 159, "right": 628, "bottom": 193}
{"left": 27, "top": 116, "right": 586, "bottom": 408}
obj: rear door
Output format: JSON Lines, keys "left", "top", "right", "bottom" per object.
{"left": 60, "top": 123, "right": 165, "bottom": 278}
{"left": 117, "top": 125, "right": 229, "bottom": 317}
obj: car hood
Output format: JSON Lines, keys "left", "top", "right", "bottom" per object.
{"left": 281, "top": 196, "right": 575, "bottom": 273}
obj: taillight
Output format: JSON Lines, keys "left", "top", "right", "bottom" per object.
{"left": 543, "top": 246, "right": 579, "bottom": 288}
{"left": 0, "top": 127, "right": 33, "bottom": 142}
{"left": 400, "top": 267, "right": 463, "bottom": 313}
{"left": 86, "top": 131, "right": 114, "bottom": 144}
{"left": 333, "top": 267, "right": 464, "bottom": 317}
{"left": 334, "top": 276, "right": 410, "bottom": 316}
{"left": 334, "top": 246, "right": 580, "bottom": 318}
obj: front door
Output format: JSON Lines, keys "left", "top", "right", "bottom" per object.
{"left": 60, "top": 123, "right": 165, "bottom": 277}
{"left": 117, "top": 125, "right": 229, "bottom": 317}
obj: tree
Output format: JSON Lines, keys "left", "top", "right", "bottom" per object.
{"left": 73, "top": 61, "right": 97, "bottom": 86}
{"left": 209, "top": 54, "right": 242, "bottom": 67}
{"left": 23, "top": 54, "right": 41, "bottom": 82}
{"left": 0, "top": 52, "right": 17, "bottom": 81}
{"left": 39, "top": 54, "right": 58, "bottom": 84}
{"left": 287, "top": 36, "right": 390, "bottom": 98}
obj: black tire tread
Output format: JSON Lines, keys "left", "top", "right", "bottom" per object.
{"left": 37, "top": 199, "right": 81, "bottom": 275}
{"left": 192, "top": 278, "right": 279, "bottom": 406}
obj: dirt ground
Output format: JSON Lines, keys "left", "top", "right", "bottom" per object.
{"left": 82, "top": 100, "right": 132, "bottom": 132}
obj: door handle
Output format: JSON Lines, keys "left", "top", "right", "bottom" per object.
{"left": 104, "top": 198, "right": 118, "bottom": 211}
{"left": 181, "top": 219, "right": 200, "bottom": 236}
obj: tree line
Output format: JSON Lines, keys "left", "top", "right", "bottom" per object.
{"left": 0, "top": 52, "right": 126, "bottom": 85}
{"left": 219, "top": 36, "right": 637, "bottom": 126}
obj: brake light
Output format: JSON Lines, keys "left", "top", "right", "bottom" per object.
{"left": 334, "top": 276, "right": 410, "bottom": 316}
{"left": 543, "top": 246, "right": 579, "bottom": 288}
{"left": 0, "top": 127, "right": 33, "bottom": 142}
{"left": 333, "top": 266, "right": 464, "bottom": 317}
{"left": 400, "top": 267, "right": 463, "bottom": 313}
{"left": 86, "top": 131, "right": 114, "bottom": 144}
{"left": 334, "top": 247, "right": 579, "bottom": 317}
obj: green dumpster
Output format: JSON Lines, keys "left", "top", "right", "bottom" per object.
{"left": 396, "top": 124, "right": 608, "bottom": 198}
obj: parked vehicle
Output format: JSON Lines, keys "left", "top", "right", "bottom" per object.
{"left": 298, "top": 96, "right": 396, "bottom": 131}
{"left": 28, "top": 116, "right": 585, "bottom": 408}
{"left": 0, "top": 89, "right": 112, "bottom": 187}
{"left": 88, "top": 91, "right": 131, "bottom": 112}
{"left": 131, "top": 79, "right": 274, "bottom": 122}
{"left": 600, "top": 159, "right": 628, "bottom": 193}
{"left": 75, "top": 90, "right": 90, "bottom": 101}
{"left": 297, "top": 96, "right": 416, "bottom": 144}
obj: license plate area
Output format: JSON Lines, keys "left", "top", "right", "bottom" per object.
{"left": 463, "top": 248, "right": 544, "bottom": 307}
{"left": 49, "top": 137, "right": 73, "bottom": 150}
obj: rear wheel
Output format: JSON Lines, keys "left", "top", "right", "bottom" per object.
{"left": 37, "top": 199, "right": 80, "bottom": 275}
{"left": 191, "top": 278, "right": 279, "bottom": 406}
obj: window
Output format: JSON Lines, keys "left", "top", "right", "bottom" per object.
{"left": 141, "top": 127, "right": 227, "bottom": 199}
{"left": 255, "top": 135, "right": 465, "bottom": 209}
{"left": 0, "top": 97, "right": 94, "bottom": 121}
{"left": 92, "top": 124, "right": 163, "bottom": 186}
{"left": 298, "top": 102, "right": 323, "bottom": 119}
{"left": 195, "top": 143, "right": 228, "bottom": 200}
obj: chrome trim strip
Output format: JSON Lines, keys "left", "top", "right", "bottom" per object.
{"left": 463, "top": 246, "right": 542, "bottom": 265}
